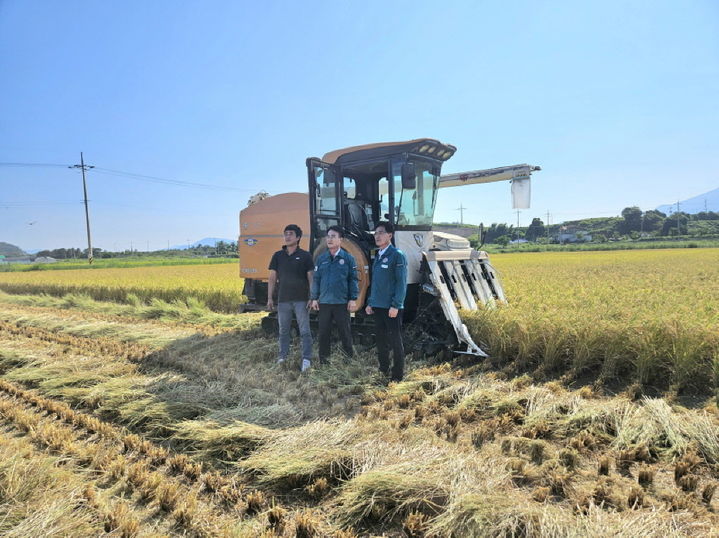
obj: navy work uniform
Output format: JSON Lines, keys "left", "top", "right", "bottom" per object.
{"left": 310, "top": 248, "right": 359, "bottom": 363}
{"left": 367, "top": 243, "right": 408, "bottom": 381}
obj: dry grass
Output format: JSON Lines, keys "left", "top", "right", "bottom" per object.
{"left": 1, "top": 249, "right": 719, "bottom": 536}
{"left": 173, "top": 418, "right": 272, "bottom": 462}
{"left": 241, "top": 420, "right": 358, "bottom": 487}
{"left": 334, "top": 466, "right": 449, "bottom": 528}
{"left": 0, "top": 434, "right": 102, "bottom": 537}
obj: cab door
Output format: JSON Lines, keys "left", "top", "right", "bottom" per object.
{"left": 307, "top": 158, "right": 341, "bottom": 252}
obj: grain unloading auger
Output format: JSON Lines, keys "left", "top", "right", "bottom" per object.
{"left": 239, "top": 139, "right": 540, "bottom": 357}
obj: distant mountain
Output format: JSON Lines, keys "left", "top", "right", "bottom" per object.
{"left": 0, "top": 242, "right": 26, "bottom": 257}
{"left": 657, "top": 187, "right": 719, "bottom": 215}
{"left": 169, "top": 237, "right": 234, "bottom": 250}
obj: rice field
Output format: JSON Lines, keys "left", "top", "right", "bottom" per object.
{"left": 0, "top": 248, "right": 717, "bottom": 536}
{"left": 0, "top": 248, "right": 716, "bottom": 392}
{"left": 0, "top": 256, "right": 237, "bottom": 272}
{"left": 466, "top": 248, "right": 719, "bottom": 394}
{"left": 0, "top": 263, "right": 245, "bottom": 312}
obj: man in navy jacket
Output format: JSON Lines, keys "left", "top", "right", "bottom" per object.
{"left": 365, "top": 221, "right": 407, "bottom": 381}
{"left": 310, "top": 225, "right": 359, "bottom": 364}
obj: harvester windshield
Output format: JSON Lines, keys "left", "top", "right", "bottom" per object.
{"left": 307, "top": 138, "right": 454, "bottom": 250}
{"left": 391, "top": 160, "right": 439, "bottom": 227}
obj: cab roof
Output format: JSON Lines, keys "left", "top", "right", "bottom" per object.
{"left": 319, "top": 138, "right": 457, "bottom": 165}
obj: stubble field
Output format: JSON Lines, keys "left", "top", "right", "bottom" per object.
{"left": 0, "top": 249, "right": 717, "bottom": 536}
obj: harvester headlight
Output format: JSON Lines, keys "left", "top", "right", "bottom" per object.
{"left": 427, "top": 146, "right": 436, "bottom": 153}
{"left": 419, "top": 144, "right": 430, "bottom": 153}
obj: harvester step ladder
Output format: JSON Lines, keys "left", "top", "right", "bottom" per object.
{"left": 423, "top": 249, "right": 506, "bottom": 357}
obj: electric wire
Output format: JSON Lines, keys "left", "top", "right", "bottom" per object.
{"left": 0, "top": 162, "right": 258, "bottom": 192}
{"left": 0, "top": 162, "right": 69, "bottom": 167}
{"left": 92, "top": 167, "right": 255, "bottom": 192}
{"left": 0, "top": 201, "right": 82, "bottom": 207}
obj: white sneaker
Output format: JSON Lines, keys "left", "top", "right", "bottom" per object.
{"left": 276, "top": 357, "right": 286, "bottom": 364}
{"left": 301, "top": 359, "right": 311, "bottom": 372}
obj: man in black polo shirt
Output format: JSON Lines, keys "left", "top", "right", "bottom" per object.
{"left": 267, "top": 224, "right": 315, "bottom": 371}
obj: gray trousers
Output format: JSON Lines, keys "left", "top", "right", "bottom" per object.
{"left": 278, "top": 301, "right": 313, "bottom": 361}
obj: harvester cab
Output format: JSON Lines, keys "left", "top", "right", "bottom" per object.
{"left": 239, "top": 138, "right": 541, "bottom": 356}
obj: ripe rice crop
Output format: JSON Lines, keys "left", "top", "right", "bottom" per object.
{"left": 465, "top": 248, "right": 719, "bottom": 393}
{"left": 0, "top": 263, "right": 244, "bottom": 313}
{"left": 0, "top": 256, "right": 237, "bottom": 272}
{"left": 1, "top": 249, "right": 717, "bottom": 392}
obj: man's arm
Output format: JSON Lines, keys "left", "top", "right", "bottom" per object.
{"left": 389, "top": 252, "right": 407, "bottom": 317}
{"left": 267, "top": 269, "right": 277, "bottom": 310}
{"left": 347, "top": 255, "right": 359, "bottom": 312}
{"left": 306, "top": 270, "right": 314, "bottom": 308}
{"left": 310, "top": 257, "right": 321, "bottom": 310}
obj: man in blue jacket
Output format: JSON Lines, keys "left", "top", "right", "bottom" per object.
{"left": 310, "top": 225, "right": 359, "bottom": 364}
{"left": 365, "top": 221, "right": 407, "bottom": 382}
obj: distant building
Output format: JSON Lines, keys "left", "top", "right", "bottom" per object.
{"left": 34, "top": 256, "right": 57, "bottom": 264}
{"left": 556, "top": 225, "right": 592, "bottom": 243}
{"left": 432, "top": 224, "right": 477, "bottom": 238}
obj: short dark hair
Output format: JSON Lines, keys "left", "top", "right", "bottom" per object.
{"left": 375, "top": 221, "right": 394, "bottom": 234}
{"left": 327, "top": 225, "right": 344, "bottom": 238}
{"left": 284, "top": 224, "right": 302, "bottom": 238}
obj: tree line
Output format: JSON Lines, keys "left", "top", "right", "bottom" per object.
{"left": 471, "top": 208, "right": 719, "bottom": 246}
{"left": 35, "top": 241, "right": 239, "bottom": 259}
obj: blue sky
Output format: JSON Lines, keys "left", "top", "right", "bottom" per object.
{"left": 1, "top": 0, "right": 717, "bottom": 251}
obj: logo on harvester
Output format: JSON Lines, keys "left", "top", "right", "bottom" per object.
{"left": 413, "top": 233, "right": 424, "bottom": 247}
{"left": 243, "top": 238, "right": 258, "bottom": 246}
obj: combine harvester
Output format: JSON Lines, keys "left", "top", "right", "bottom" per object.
{"left": 239, "top": 139, "right": 540, "bottom": 356}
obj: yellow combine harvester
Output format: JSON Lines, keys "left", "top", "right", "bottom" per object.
{"left": 239, "top": 138, "right": 540, "bottom": 356}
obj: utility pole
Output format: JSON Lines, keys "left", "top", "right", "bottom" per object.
{"left": 70, "top": 153, "right": 95, "bottom": 264}
{"left": 456, "top": 203, "right": 466, "bottom": 225}
{"left": 676, "top": 200, "right": 681, "bottom": 236}
{"left": 546, "top": 210, "right": 551, "bottom": 240}
{"left": 516, "top": 210, "right": 521, "bottom": 228}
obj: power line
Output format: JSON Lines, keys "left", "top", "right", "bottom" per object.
{"left": 0, "top": 201, "right": 82, "bottom": 207}
{"left": 92, "top": 167, "right": 255, "bottom": 192}
{"left": 1, "top": 161, "right": 257, "bottom": 192}
{"left": 0, "top": 162, "right": 69, "bottom": 167}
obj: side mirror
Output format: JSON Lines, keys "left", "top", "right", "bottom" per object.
{"left": 401, "top": 162, "right": 416, "bottom": 190}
